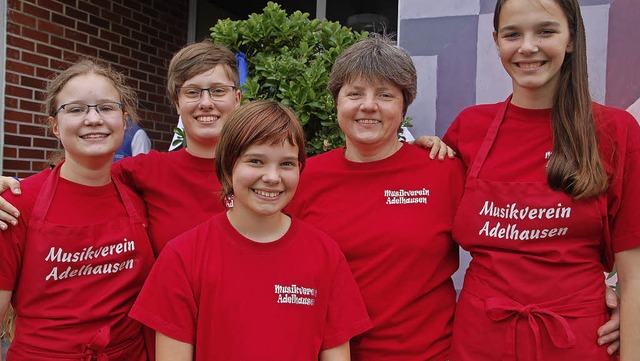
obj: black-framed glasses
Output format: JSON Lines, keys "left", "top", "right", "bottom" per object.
{"left": 177, "top": 85, "right": 237, "bottom": 102}
{"left": 53, "top": 102, "right": 123, "bottom": 119}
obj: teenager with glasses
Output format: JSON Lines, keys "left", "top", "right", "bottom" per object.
{"left": 0, "top": 59, "right": 154, "bottom": 360}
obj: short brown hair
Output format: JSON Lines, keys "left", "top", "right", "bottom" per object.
{"left": 327, "top": 34, "right": 417, "bottom": 116}
{"left": 216, "top": 100, "right": 306, "bottom": 203}
{"left": 44, "top": 59, "right": 138, "bottom": 124}
{"left": 167, "top": 40, "right": 239, "bottom": 104}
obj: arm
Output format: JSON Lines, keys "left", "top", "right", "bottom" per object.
{"left": 319, "top": 342, "right": 350, "bottom": 361}
{"left": 597, "top": 286, "right": 620, "bottom": 354}
{"left": 412, "top": 135, "right": 456, "bottom": 160}
{"left": 156, "top": 331, "right": 193, "bottom": 361}
{"left": 0, "top": 178, "right": 22, "bottom": 230}
{"left": 1, "top": 291, "right": 12, "bottom": 344}
{"left": 615, "top": 247, "right": 640, "bottom": 360}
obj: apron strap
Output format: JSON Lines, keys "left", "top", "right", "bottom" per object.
{"left": 30, "top": 162, "right": 143, "bottom": 222}
{"left": 469, "top": 96, "right": 512, "bottom": 179}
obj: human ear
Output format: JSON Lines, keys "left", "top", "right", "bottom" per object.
{"left": 122, "top": 112, "right": 128, "bottom": 130}
{"left": 493, "top": 31, "right": 499, "bottom": 53}
{"left": 49, "top": 116, "right": 60, "bottom": 139}
{"left": 566, "top": 38, "right": 575, "bottom": 53}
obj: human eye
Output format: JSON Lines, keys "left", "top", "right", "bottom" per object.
{"left": 502, "top": 32, "right": 520, "bottom": 39}
{"left": 281, "top": 160, "right": 298, "bottom": 167}
{"left": 65, "top": 104, "right": 87, "bottom": 114}
{"left": 97, "top": 103, "right": 118, "bottom": 113}
{"left": 538, "top": 29, "right": 556, "bottom": 36}
{"left": 210, "top": 87, "right": 228, "bottom": 96}
{"left": 346, "top": 91, "right": 362, "bottom": 99}
{"left": 182, "top": 87, "right": 201, "bottom": 98}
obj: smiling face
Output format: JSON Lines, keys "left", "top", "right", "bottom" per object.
{"left": 493, "top": 0, "right": 574, "bottom": 107}
{"left": 336, "top": 76, "right": 405, "bottom": 161}
{"left": 230, "top": 141, "right": 300, "bottom": 220}
{"left": 176, "top": 65, "right": 241, "bottom": 157}
{"left": 50, "top": 73, "right": 125, "bottom": 165}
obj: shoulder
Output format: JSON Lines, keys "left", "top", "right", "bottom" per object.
{"left": 2, "top": 169, "right": 52, "bottom": 214}
{"left": 594, "top": 103, "right": 640, "bottom": 151}
{"left": 164, "top": 213, "right": 225, "bottom": 254}
{"left": 290, "top": 217, "right": 344, "bottom": 257}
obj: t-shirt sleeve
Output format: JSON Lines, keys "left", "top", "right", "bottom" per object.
{"left": 442, "top": 115, "right": 462, "bottom": 154}
{"left": 611, "top": 113, "right": 640, "bottom": 253}
{"left": 0, "top": 223, "right": 26, "bottom": 290}
{"left": 129, "top": 241, "right": 198, "bottom": 344}
{"left": 322, "top": 253, "right": 372, "bottom": 350}
{"left": 111, "top": 153, "right": 146, "bottom": 192}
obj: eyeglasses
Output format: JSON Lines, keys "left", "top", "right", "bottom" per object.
{"left": 177, "top": 85, "right": 237, "bottom": 102}
{"left": 53, "top": 102, "right": 123, "bottom": 119}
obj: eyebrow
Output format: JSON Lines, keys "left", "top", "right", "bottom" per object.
{"left": 498, "top": 21, "right": 562, "bottom": 33}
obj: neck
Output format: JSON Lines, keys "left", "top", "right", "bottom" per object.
{"left": 185, "top": 137, "right": 217, "bottom": 158}
{"left": 59, "top": 155, "right": 112, "bottom": 186}
{"left": 226, "top": 208, "right": 290, "bottom": 243}
{"left": 511, "top": 85, "right": 555, "bottom": 109}
{"left": 344, "top": 140, "right": 403, "bottom": 163}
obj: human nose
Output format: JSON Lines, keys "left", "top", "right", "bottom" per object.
{"left": 261, "top": 165, "right": 280, "bottom": 184}
{"left": 518, "top": 34, "right": 539, "bottom": 54}
{"left": 197, "top": 90, "right": 216, "bottom": 108}
{"left": 360, "top": 94, "right": 378, "bottom": 111}
{"left": 84, "top": 106, "right": 103, "bottom": 124}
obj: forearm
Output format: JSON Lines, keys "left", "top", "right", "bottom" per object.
{"left": 616, "top": 248, "right": 640, "bottom": 361}
{"left": 319, "top": 342, "right": 350, "bottom": 361}
{"left": 156, "top": 331, "right": 193, "bottom": 361}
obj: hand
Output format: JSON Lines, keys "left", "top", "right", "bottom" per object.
{"left": 0, "top": 176, "right": 22, "bottom": 231}
{"left": 597, "top": 286, "right": 620, "bottom": 355}
{"left": 412, "top": 136, "right": 456, "bottom": 160}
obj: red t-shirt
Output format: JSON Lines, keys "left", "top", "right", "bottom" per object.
{"left": 444, "top": 101, "right": 640, "bottom": 257}
{"left": 0, "top": 167, "right": 153, "bottom": 359}
{"left": 130, "top": 212, "right": 372, "bottom": 360}
{"left": 286, "top": 143, "right": 466, "bottom": 361}
{"left": 112, "top": 148, "right": 226, "bottom": 255}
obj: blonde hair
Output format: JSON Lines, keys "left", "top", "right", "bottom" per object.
{"left": 2, "top": 305, "right": 15, "bottom": 341}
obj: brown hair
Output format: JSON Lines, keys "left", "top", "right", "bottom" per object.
{"left": 167, "top": 40, "right": 239, "bottom": 105}
{"left": 327, "top": 34, "right": 417, "bottom": 117}
{"left": 2, "top": 305, "right": 15, "bottom": 341}
{"left": 216, "top": 100, "right": 306, "bottom": 204}
{"left": 44, "top": 59, "right": 138, "bottom": 124}
{"left": 494, "top": 0, "right": 607, "bottom": 199}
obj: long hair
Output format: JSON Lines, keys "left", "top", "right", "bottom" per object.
{"left": 2, "top": 305, "right": 15, "bottom": 341}
{"left": 494, "top": 0, "right": 607, "bottom": 199}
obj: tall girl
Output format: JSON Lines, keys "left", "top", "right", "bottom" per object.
{"left": 444, "top": 0, "right": 640, "bottom": 360}
{"left": 130, "top": 100, "right": 371, "bottom": 361}
{"left": 0, "top": 60, "right": 154, "bottom": 360}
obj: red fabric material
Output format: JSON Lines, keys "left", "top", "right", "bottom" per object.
{"left": 444, "top": 99, "right": 637, "bottom": 360}
{"left": 287, "top": 143, "right": 465, "bottom": 361}
{"left": 0, "top": 164, "right": 154, "bottom": 360}
{"left": 130, "top": 213, "right": 371, "bottom": 360}
{"left": 112, "top": 149, "right": 226, "bottom": 255}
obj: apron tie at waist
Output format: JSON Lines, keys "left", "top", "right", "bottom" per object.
{"left": 82, "top": 326, "right": 110, "bottom": 361}
{"left": 485, "top": 297, "right": 576, "bottom": 361}
{"left": 464, "top": 274, "right": 607, "bottom": 361}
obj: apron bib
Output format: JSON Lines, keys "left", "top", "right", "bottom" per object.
{"left": 450, "top": 98, "right": 615, "bottom": 361}
{"left": 8, "top": 164, "right": 153, "bottom": 361}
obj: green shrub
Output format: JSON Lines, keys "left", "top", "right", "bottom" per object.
{"left": 209, "top": 2, "right": 368, "bottom": 155}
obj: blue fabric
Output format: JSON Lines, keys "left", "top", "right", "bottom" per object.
{"left": 235, "top": 51, "right": 248, "bottom": 87}
{"left": 113, "top": 120, "right": 141, "bottom": 162}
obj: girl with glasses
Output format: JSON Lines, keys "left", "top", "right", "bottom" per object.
{"left": 0, "top": 59, "right": 154, "bottom": 360}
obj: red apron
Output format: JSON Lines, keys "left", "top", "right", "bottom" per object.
{"left": 8, "top": 164, "right": 154, "bottom": 361}
{"left": 449, "top": 98, "right": 616, "bottom": 361}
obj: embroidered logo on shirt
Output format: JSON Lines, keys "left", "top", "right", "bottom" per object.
{"left": 384, "top": 188, "right": 429, "bottom": 205}
{"left": 44, "top": 238, "right": 137, "bottom": 281}
{"left": 274, "top": 284, "right": 317, "bottom": 306}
